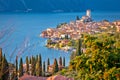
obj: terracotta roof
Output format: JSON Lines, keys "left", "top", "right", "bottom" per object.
{"left": 20, "top": 74, "right": 74, "bottom": 80}
{"left": 47, "top": 75, "right": 74, "bottom": 80}
{"left": 19, "top": 74, "right": 47, "bottom": 80}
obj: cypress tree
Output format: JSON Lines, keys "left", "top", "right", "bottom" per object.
{"left": 63, "top": 57, "right": 65, "bottom": 67}
{"left": 29, "top": 57, "right": 32, "bottom": 64}
{"left": 36, "top": 55, "right": 38, "bottom": 63}
{"left": 15, "top": 56, "right": 18, "bottom": 80}
{"left": 31, "top": 56, "right": 36, "bottom": 76}
{"left": 76, "top": 16, "right": 80, "bottom": 20}
{"left": 0, "top": 48, "right": 3, "bottom": 79}
{"left": 53, "top": 58, "right": 59, "bottom": 73}
{"left": 26, "top": 56, "right": 29, "bottom": 74}
{"left": 19, "top": 57, "right": 23, "bottom": 77}
{"left": 47, "top": 58, "right": 50, "bottom": 72}
{"left": 30, "top": 56, "right": 33, "bottom": 75}
{"left": 35, "top": 54, "right": 42, "bottom": 76}
{"left": 76, "top": 39, "right": 82, "bottom": 56}
{"left": 43, "top": 61, "right": 46, "bottom": 77}
{"left": 39, "top": 54, "right": 42, "bottom": 76}
{"left": 39, "top": 54, "right": 42, "bottom": 67}
{"left": 1, "top": 54, "right": 9, "bottom": 80}
{"left": 0, "top": 48, "right": 2, "bottom": 63}
{"left": 0, "top": 48, "right": 2, "bottom": 60}
{"left": 35, "top": 60, "right": 40, "bottom": 76}
{"left": 16, "top": 56, "right": 18, "bottom": 74}
{"left": 59, "top": 57, "right": 62, "bottom": 66}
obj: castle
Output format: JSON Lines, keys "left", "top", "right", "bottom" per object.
{"left": 80, "top": 10, "right": 92, "bottom": 22}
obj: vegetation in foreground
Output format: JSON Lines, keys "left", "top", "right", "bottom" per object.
{"left": 0, "top": 46, "right": 66, "bottom": 80}
{"left": 57, "top": 32, "right": 120, "bottom": 80}
{"left": 0, "top": 48, "right": 9, "bottom": 80}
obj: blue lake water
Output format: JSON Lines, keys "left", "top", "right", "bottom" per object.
{"left": 0, "top": 12, "right": 120, "bottom": 66}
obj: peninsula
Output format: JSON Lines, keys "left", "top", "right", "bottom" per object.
{"left": 41, "top": 10, "right": 120, "bottom": 51}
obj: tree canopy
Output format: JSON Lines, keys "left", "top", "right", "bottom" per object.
{"left": 68, "top": 33, "right": 120, "bottom": 80}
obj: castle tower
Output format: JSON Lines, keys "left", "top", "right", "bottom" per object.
{"left": 86, "top": 10, "right": 91, "bottom": 18}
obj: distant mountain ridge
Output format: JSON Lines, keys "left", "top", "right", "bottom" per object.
{"left": 0, "top": 0, "right": 120, "bottom": 12}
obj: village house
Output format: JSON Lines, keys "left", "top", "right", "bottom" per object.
{"left": 116, "top": 25, "right": 120, "bottom": 32}
{"left": 23, "top": 64, "right": 32, "bottom": 75}
{"left": 113, "top": 21, "right": 120, "bottom": 32}
{"left": 48, "top": 65, "right": 64, "bottom": 73}
{"left": 113, "top": 20, "right": 120, "bottom": 25}
{"left": 40, "top": 31, "right": 47, "bottom": 37}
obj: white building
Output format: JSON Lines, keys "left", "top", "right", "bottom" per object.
{"left": 81, "top": 9, "right": 92, "bottom": 22}
{"left": 86, "top": 9, "right": 91, "bottom": 18}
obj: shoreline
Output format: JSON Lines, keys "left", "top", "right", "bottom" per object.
{"left": 45, "top": 44, "right": 74, "bottom": 53}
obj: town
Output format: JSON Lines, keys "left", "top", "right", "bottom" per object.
{"left": 41, "top": 10, "right": 120, "bottom": 51}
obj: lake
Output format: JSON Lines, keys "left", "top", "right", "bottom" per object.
{"left": 0, "top": 12, "right": 120, "bottom": 66}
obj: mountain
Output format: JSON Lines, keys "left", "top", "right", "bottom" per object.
{"left": 0, "top": 0, "right": 120, "bottom": 12}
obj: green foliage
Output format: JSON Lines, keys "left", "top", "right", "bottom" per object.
{"left": 26, "top": 56, "right": 29, "bottom": 74}
{"left": 76, "top": 39, "right": 82, "bottom": 56}
{"left": 31, "top": 56, "right": 36, "bottom": 76}
{"left": 1, "top": 54, "right": 9, "bottom": 80}
{"left": 16, "top": 56, "right": 18, "bottom": 74}
{"left": 68, "top": 33, "right": 120, "bottom": 80}
{"left": 59, "top": 57, "right": 62, "bottom": 66}
{"left": 36, "top": 59, "right": 40, "bottom": 76}
{"left": 29, "top": 57, "right": 32, "bottom": 64}
{"left": 15, "top": 56, "right": 18, "bottom": 80}
{"left": 103, "top": 67, "right": 120, "bottom": 80}
{"left": 39, "top": 54, "right": 42, "bottom": 76}
{"left": 43, "top": 61, "right": 46, "bottom": 77}
{"left": 19, "top": 58, "right": 23, "bottom": 77}
{"left": 56, "top": 69, "right": 67, "bottom": 75}
{"left": 63, "top": 57, "right": 65, "bottom": 67}
{"left": 67, "top": 40, "right": 73, "bottom": 46}
{"left": 0, "top": 48, "right": 3, "bottom": 79}
{"left": 35, "top": 54, "right": 43, "bottom": 76}
{"left": 70, "top": 51, "right": 76, "bottom": 60}
{"left": 36, "top": 55, "right": 38, "bottom": 64}
{"left": 76, "top": 16, "right": 80, "bottom": 20}
{"left": 57, "top": 22, "right": 67, "bottom": 28}
{"left": 47, "top": 58, "right": 50, "bottom": 72}
{"left": 57, "top": 69, "right": 77, "bottom": 79}
{"left": 39, "top": 54, "right": 42, "bottom": 66}
{"left": 53, "top": 58, "right": 59, "bottom": 73}
{"left": 47, "top": 39, "right": 52, "bottom": 45}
